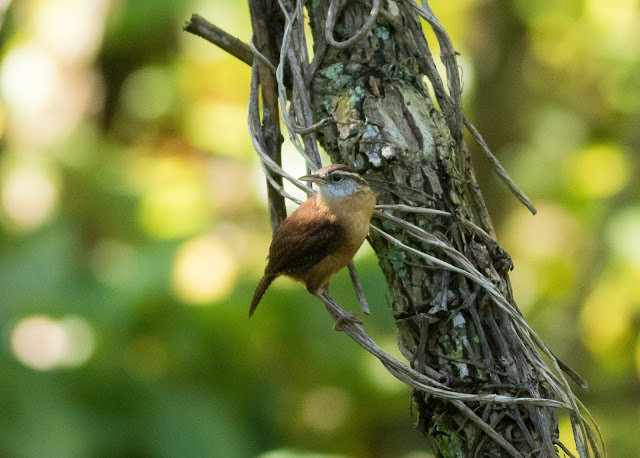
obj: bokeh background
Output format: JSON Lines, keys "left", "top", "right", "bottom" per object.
{"left": 1, "top": 0, "right": 639, "bottom": 456}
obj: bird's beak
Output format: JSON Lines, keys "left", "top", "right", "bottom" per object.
{"left": 298, "top": 173, "right": 325, "bottom": 184}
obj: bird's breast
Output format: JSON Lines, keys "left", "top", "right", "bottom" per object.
{"left": 322, "top": 190, "right": 375, "bottom": 252}
{"left": 300, "top": 189, "right": 375, "bottom": 293}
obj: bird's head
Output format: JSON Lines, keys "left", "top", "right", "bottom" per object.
{"left": 299, "top": 164, "right": 371, "bottom": 199}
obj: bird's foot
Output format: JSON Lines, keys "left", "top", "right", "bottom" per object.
{"left": 332, "top": 311, "right": 362, "bottom": 331}
{"left": 315, "top": 285, "right": 362, "bottom": 331}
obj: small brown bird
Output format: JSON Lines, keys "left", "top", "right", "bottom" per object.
{"left": 250, "top": 164, "right": 376, "bottom": 316}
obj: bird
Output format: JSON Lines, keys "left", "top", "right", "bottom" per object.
{"left": 250, "top": 164, "right": 376, "bottom": 317}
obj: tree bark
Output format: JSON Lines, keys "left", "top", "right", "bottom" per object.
{"left": 249, "top": 0, "right": 288, "bottom": 232}
{"left": 306, "top": 1, "right": 558, "bottom": 456}
{"left": 186, "top": 1, "right": 599, "bottom": 456}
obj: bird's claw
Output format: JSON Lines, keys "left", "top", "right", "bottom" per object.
{"left": 332, "top": 312, "right": 362, "bottom": 331}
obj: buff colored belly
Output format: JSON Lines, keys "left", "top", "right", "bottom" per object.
{"left": 302, "top": 220, "right": 371, "bottom": 293}
{"left": 302, "top": 243, "right": 359, "bottom": 293}
{"left": 300, "top": 188, "right": 375, "bottom": 293}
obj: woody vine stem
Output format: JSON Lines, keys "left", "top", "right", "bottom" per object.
{"left": 185, "top": 1, "right": 603, "bottom": 456}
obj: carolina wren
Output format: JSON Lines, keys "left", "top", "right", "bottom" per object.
{"left": 250, "top": 164, "right": 376, "bottom": 316}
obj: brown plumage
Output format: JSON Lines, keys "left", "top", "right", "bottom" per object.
{"left": 250, "top": 164, "right": 376, "bottom": 316}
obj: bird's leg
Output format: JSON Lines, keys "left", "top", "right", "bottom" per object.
{"left": 317, "top": 285, "right": 362, "bottom": 331}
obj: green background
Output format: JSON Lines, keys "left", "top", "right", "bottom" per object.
{"left": 1, "top": 0, "right": 639, "bottom": 456}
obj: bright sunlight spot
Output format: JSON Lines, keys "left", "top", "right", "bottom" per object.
{"left": 0, "top": 43, "right": 60, "bottom": 116}
{"left": 607, "top": 207, "right": 640, "bottom": 267}
{"left": 565, "top": 144, "right": 629, "bottom": 198}
{"left": 503, "top": 203, "right": 579, "bottom": 260}
{"left": 172, "top": 235, "right": 238, "bottom": 305}
{"left": 581, "top": 284, "right": 631, "bottom": 354}
{"left": 33, "top": 0, "right": 109, "bottom": 63}
{"left": 1, "top": 165, "right": 59, "bottom": 231}
{"left": 59, "top": 316, "right": 96, "bottom": 367}
{"left": 586, "top": 0, "right": 637, "bottom": 33}
{"left": 184, "top": 101, "right": 252, "bottom": 157}
{"left": 11, "top": 315, "right": 95, "bottom": 371}
{"left": 137, "top": 156, "right": 210, "bottom": 239}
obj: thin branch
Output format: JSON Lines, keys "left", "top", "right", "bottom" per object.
{"left": 275, "top": 0, "right": 322, "bottom": 169}
{"left": 183, "top": 14, "right": 253, "bottom": 65}
{"left": 250, "top": 0, "right": 288, "bottom": 231}
{"left": 375, "top": 204, "right": 450, "bottom": 217}
{"left": 247, "top": 63, "right": 313, "bottom": 197}
{"left": 305, "top": 34, "right": 327, "bottom": 86}
{"left": 291, "top": 116, "right": 332, "bottom": 134}
{"left": 374, "top": 205, "right": 493, "bottom": 240}
{"left": 250, "top": 35, "right": 277, "bottom": 74}
{"left": 348, "top": 261, "right": 370, "bottom": 314}
{"left": 315, "top": 291, "right": 568, "bottom": 409}
{"left": 463, "top": 116, "right": 537, "bottom": 215}
{"left": 284, "top": 2, "right": 323, "bottom": 168}
{"left": 556, "top": 440, "right": 578, "bottom": 458}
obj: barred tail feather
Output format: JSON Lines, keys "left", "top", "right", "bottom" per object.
{"left": 250, "top": 275, "right": 276, "bottom": 316}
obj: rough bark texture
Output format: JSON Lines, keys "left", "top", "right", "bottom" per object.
{"left": 249, "top": 0, "right": 288, "bottom": 232}
{"left": 184, "top": 1, "right": 600, "bottom": 455}
{"left": 306, "top": 1, "right": 558, "bottom": 456}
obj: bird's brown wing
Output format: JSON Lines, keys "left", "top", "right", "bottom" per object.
{"left": 265, "top": 196, "right": 344, "bottom": 277}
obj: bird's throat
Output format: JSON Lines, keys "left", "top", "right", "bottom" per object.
{"left": 317, "top": 189, "right": 376, "bottom": 239}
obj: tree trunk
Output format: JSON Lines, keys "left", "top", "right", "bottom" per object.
{"left": 186, "top": 1, "right": 600, "bottom": 456}
{"left": 306, "top": 1, "right": 559, "bottom": 456}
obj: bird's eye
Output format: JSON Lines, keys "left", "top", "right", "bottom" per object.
{"left": 331, "top": 174, "right": 342, "bottom": 183}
